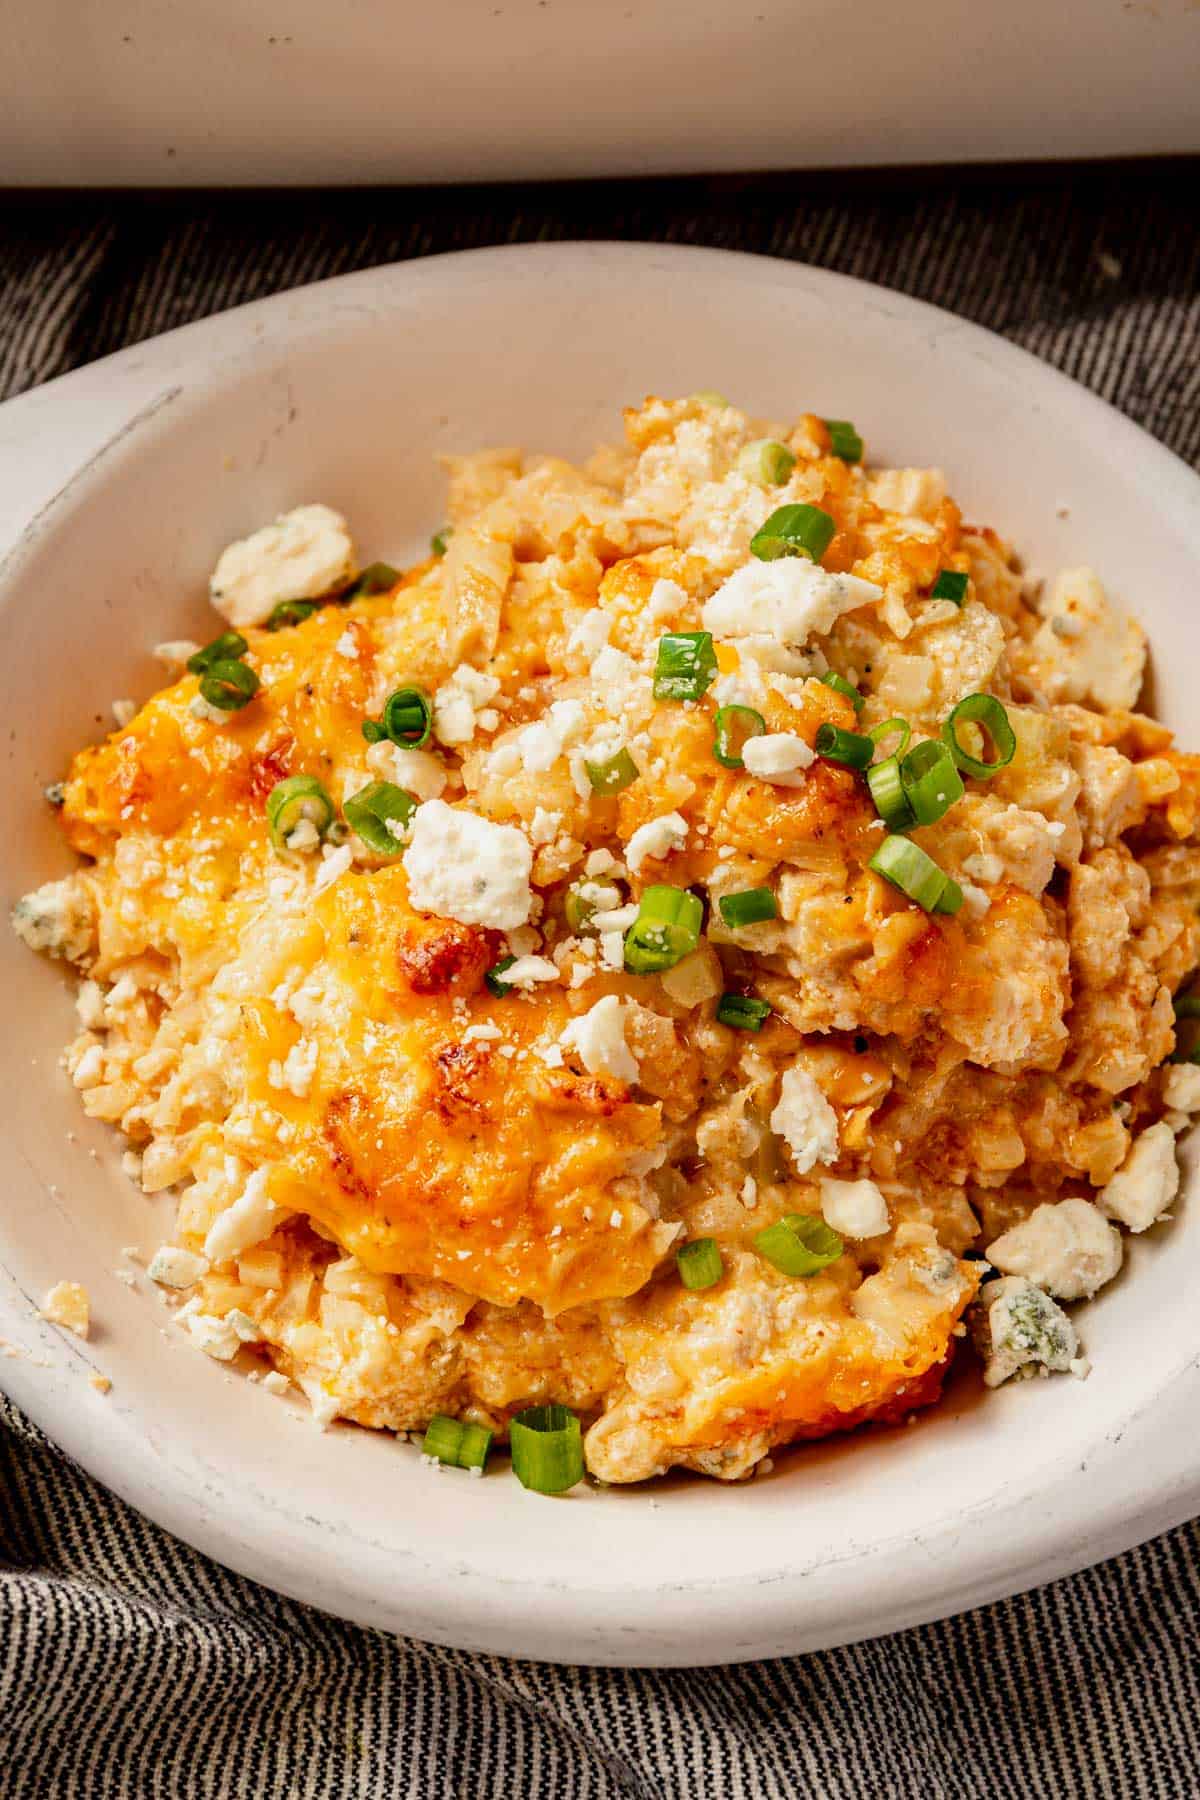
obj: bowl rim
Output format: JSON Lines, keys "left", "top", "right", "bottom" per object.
{"left": 1, "top": 239, "right": 1199, "bottom": 1667}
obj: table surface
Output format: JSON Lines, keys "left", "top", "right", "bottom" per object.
{"left": 1, "top": 163, "right": 1198, "bottom": 1799}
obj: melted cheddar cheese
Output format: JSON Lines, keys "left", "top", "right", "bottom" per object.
{"left": 16, "top": 393, "right": 1200, "bottom": 1481}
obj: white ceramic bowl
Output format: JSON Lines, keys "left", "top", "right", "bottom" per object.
{"left": 1, "top": 244, "right": 1198, "bottom": 1667}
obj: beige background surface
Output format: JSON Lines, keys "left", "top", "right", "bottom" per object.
{"left": 6, "top": 0, "right": 1200, "bottom": 186}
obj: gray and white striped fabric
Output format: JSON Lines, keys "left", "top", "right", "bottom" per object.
{"left": 2, "top": 168, "right": 1199, "bottom": 1798}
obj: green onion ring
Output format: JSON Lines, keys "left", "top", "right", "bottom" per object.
{"left": 563, "top": 881, "right": 618, "bottom": 932}
{"left": 363, "top": 686, "right": 434, "bottom": 749}
{"left": 1170, "top": 992, "right": 1200, "bottom": 1061}
{"left": 199, "top": 658, "right": 260, "bottom": 712}
{"left": 930, "top": 569, "right": 969, "bottom": 605}
{"left": 188, "top": 631, "right": 248, "bottom": 674}
{"left": 867, "top": 756, "right": 915, "bottom": 831}
{"left": 343, "top": 780, "right": 416, "bottom": 856}
{"left": 713, "top": 704, "right": 767, "bottom": 769}
{"left": 485, "top": 956, "right": 518, "bottom": 997}
{"left": 754, "top": 1213, "right": 843, "bottom": 1277}
{"left": 266, "top": 599, "right": 319, "bottom": 631}
{"left": 717, "top": 888, "right": 777, "bottom": 929}
{"left": 814, "top": 723, "right": 875, "bottom": 770}
{"left": 716, "top": 993, "right": 772, "bottom": 1031}
{"left": 900, "top": 738, "right": 965, "bottom": 826}
{"left": 421, "top": 1414, "right": 493, "bottom": 1472}
{"left": 624, "top": 886, "right": 703, "bottom": 974}
{"left": 344, "top": 561, "right": 400, "bottom": 599}
{"left": 585, "top": 748, "right": 639, "bottom": 795}
{"left": 823, "top": 419, "right": 864, "bottom": 463}
{"left": 935, "top": 877, "right": 965, "bottom": 916}
{"left": 942, "top": 694, "right": 1016, "bottom": 779}
{"left": 737, "top": 439, "right": 797, "bottom": 487}
{"left": 509, "top": 1404, "right": 585, "bottom": 1495}
{"left": 750, "top": 503, "right": 837, "bottom": 564}
{"left": 653, "top": 632, "right": 718, "bottom": 703}
{"left": 869, "top": 834, "right": 963, "bottom": 914}
{"left": 819, "top": 670, "right": 865, "bottom": 713}
{"left": 676, "top": 1238, "right": 724, "bottom": 1290}
{"left": 869, "top": 717, "right": 911, "bottom": 760}
{"left": 266, "top": 774, "right": 335, "bottom": 851}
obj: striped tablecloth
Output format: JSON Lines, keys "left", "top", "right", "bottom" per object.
{"left": 2, "top": 163, "right": 1198, "bottom": 1797}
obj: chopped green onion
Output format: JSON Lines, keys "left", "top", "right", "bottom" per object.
{"left": 711, "top": 704, "right": 766, "bottom": 770}
{"left": 823, "top": 418, "right": 864, "bottom": 463}
{"left": 266, "top": 599, "right": 319, "bottom": 630}
{"left": 343, "top": 780, "right": 415, "bottom": 856}
{"left": 431, "top": 527, "right": 454, "bottom": 557}
{"left": 344, "top": 561, "right": 399, "bottom": 599}
{"left": 199, "top": 658, "right": 260, "bottom": 712}
{"left": 931, "top": 569, "right": 969, "bottom": 605}
{"left": 900, "top": 738, "right": 964, "bottom": 826}
{"left": 654, "top": 632, "right": 718, "bottom": 703}
{"left": 819, "top": 670, "right": 865, "bottom": 713}
{"left": 422, "top": 1414, "right": 493, "bottom": 1472}
{"left": 869, "top": 717, "right": 912, "bottom": 760}
{"left": 509, "top": 1403, "right": 584, "bottom": 1495}
{"left": 564, "top": 888, "right": 590, "bottom": 931}
{"left": 676, "top": 1238, "right": 724, "bottom": 1290}
{"left": 564, "top": 880, "right": 620, "bottom": 931}
{"left": 712, "top": 704, "right": 767, "bottom": 770}
{"left": 869, "top": 834, "right": 963, "bottom": 915}
{"left": 383, "top": 686, "right": 434, "bottom": 747}
{"left": 690, "top": 390, "right": 729, "bottom": 408}
{"left": 754, "top": 1212, "right": 843, "bottom": 1278}
{"left": 718, "top": 888, "right": 777, "bottom": 928}
{"left": 716, "top": 994, "right": 772, "bottom": 1031}
{"left": 1165, "top": 993, "right": 1200, "bottom": 1058}
{"left": 624, "top": 885, "right": 703, "bottom": 974}
{"left": 737, "top": 439, "right": 797, "bottom": 487}
{"left": 266, "top": 774, "right": 335, "bottom": 850}
{"left": 934, "top": 878, "right": 965, "bottom": 916}
{"left": 362, "top": 686, "right": 434, "bottom": 749}
{"left": 485, "top": 956, "right": 517, "bottom": 997}
{"left": 750, "top": 503, "right": 836, "bottom": 564}
{"left": 814, "top": 723, "right": 874, "bottom": 770}
{"left": 585, "top": 748, "right": 639, "bottom": 795}
{"left": 867, "top": 756, "right": 915, "bottom": 831}
{"left": 188, "top": 631, "right": 248, "bottom": 674}
{"left": 942, "top": 694, "right": 1016, "bottom": 780}
{"left": 1170, "top": 993, "right": 1200, "bottom": 1062}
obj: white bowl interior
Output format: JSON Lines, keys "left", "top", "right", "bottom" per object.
{"left": 1, "top": 245, "right": 1198, "bottom": 1664}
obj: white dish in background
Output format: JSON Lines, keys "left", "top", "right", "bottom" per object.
{"left": 2, "top": 0, "right": 1198, "bottom": 183}
{"left": 0, "top": 244, "right": 1198, "bottom": 1667}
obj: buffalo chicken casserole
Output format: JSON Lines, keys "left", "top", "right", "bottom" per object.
{"left": 15, "top": 394, "right": 1200, "bottom": 1490}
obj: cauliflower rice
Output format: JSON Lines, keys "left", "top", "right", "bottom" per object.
{"left": 14, "top": 393, "right": 1200, "bottom": 1486}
